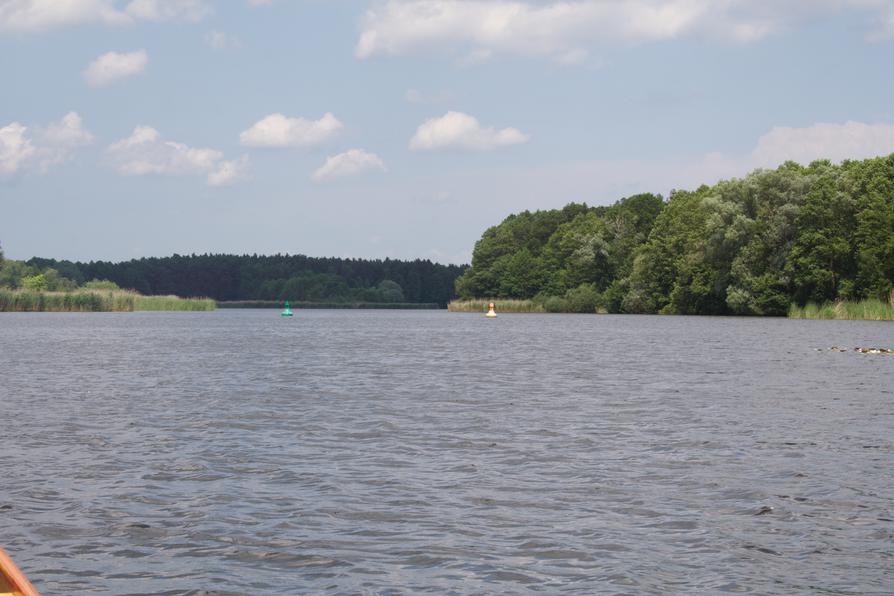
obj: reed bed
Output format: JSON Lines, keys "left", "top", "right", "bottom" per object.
{"left": 0, "top": 289, "right": 134, "bottom": 312}
{"left": 789, "top": 292, "right": 894, "bottom": 320}
{"left": 134, "top": 295, "right": 216, "bottom": 311}
{"left": 0, "top": 289, "right": 215, "bottom": 312}
{"left": 448, "top": 299, "right": 545, "bottom": 313}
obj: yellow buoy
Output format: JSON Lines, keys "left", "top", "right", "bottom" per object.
{"left": 486, "top": 302, "right": 497, "bottom": 318}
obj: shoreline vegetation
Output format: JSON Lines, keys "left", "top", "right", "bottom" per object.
{"left": 788, "top": 292, "right": 894, "bottom": 320}
{"left": 456, "top": 155, "right": 894, "bottom": 320}
{"left": 449, "top": 299, "right": 545, "bottom": 313}
{"left": 0, "top": 289, "right": 215, "bottom": 312}
{"left": 451, "top": 295, "right": 894, "bottom": 320}
{"left": 218, "top": 300, "right": 440, "bottom": 309}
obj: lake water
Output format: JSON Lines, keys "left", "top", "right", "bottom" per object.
{"left": 0, "top": 310, "right": 892, "bottom": 595}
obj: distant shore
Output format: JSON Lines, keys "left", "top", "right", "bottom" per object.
{"left": 218, "top": 300, "right": 441, "bottom": 310}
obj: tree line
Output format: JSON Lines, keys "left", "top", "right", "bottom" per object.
{"left": 0, "top": 251, "right": 467, "bottom": 306}
{"left": 456, "top": 154, "right": 894, "bottom": 315}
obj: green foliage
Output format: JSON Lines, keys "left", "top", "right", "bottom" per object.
{"left": 459, "top": 154, "right": 894, "bottom": 316}
{"left": 376, "top": 280, "right": 405, "bottom": 302}
{"left": 563, "top": 283, "right": 602, "bottom": 313}
{"left": 22, "top": 274, "right": 48, "bottom": 291}
{"left": 83, "top": 279, "right": 121, "bottom": 290}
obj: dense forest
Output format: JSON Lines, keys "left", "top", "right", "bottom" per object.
{"left": 0, "top": 251, "right": 466, "bottom": 306}
{"left": 456, "top": 154, "right": 894, "bottom": 315}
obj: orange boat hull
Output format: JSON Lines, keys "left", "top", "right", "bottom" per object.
{"left": 0, "top": 548, "right": 38, "bottom": 596}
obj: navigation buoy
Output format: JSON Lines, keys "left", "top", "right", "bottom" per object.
{"left": 486, "top": 302, "right": 497, "bottom": 318}
{"left": 281, "top": 300, "right": 293, "bottom": 317}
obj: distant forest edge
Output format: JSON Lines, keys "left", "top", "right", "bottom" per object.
{"left": 0, "top": 252, "right": 466, "bottom": 307}
{"left": 456, "top": 154, "right": 894, "bottom": 316}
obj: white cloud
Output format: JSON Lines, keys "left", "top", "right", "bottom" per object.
{"left": 0, "top": 122, "right": 34, "bottom": 174}
{"left": 0, "top": 112, "right": 93, "bottom": 175}
{"left": 410, "top": 111, "right": 528, "bottom": 150}
{"left": 83, "top": 49, "right": 147, "bottom": 86}
{"left": 0, "top": 0, "right": 211, "bottom": 32}
{"left": 247, "top": 0, "right": 272, "bottom": 5}
{"left": 205, "top": 30, "right": 241, "bottom": 50}
{"left": 107, "top": 125, "right": 247, "bottom": 186}
{"left": 0, "top": 0, "right": 128, "bottom": 32}
{"left": 33, "top": 111, "right": 94, "bottom": 169}
{"left": 123, "top": 0, "right": 211, "bottom": 22}
{"left": 208, "top": 156, "right": 250, "bottom": 186}
{"left": 239, "top": 113, "right": 343, "bottom": 148}
{"left": 312, "top": 149, "right": 385, "bottom": 182}
{"left": 356, "top": 0, "right": 894, "bottom": 61}
{"left": 751, "top": 121, "right": 894, "bottom": 167}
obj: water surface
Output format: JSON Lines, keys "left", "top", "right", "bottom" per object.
{"left": 1, "top": 311, "right": 892, "bottom": 594}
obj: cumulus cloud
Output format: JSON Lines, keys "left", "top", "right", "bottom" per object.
{"left": 0, "top": 0, "right": 211, "bottom": 32}
{"left": 356, "top": 0, "right": 894, "bottom": 61}
{"left": 33, "top": 112, "right": 95, "bottom": 169}
{"left": 208, "top": 156, "right": 250, "bottom": 187}
{"left": 239, "top": 113, "right": 343, "bottom": 148}
{"left": 107, "top": 125, "right": 248, "bottom": 186}
{"left": 751, "top": 121, "right": 894, "bottom": 167}
{"left": 83, "top": 49, "right": 147, "bottom": 86}
{"left": 0, "top": 122, "right": 34, "bottom": 174}
{"left": 410, "top": 111, "right": 528, "bottom": 151}
{"left": 0, "top": 112, "right": 93, "bottom": 175}
{"left": 312, "top": 149, "right": 386, "bottom": 182}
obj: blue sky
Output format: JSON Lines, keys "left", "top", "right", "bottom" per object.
{"left": 1, "top": 0, "right": 893, "bottom": 264}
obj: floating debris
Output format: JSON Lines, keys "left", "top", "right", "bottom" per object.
{"left": 817, "top": 346, "right": 893, "bottom": 354}
{"left": 855, "top": 347, "right": 893, "bottom": 354}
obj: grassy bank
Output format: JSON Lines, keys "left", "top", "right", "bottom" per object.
{"left": 0, "top": 289, "right": 215, "bottom": 312}
{"left": 789, "top": 294, "right": 894, "bottom": 320}
{"left": 218, "top": 300, "right": 441, "bottom": 309}
{"left": 448, "top": 299, "right": 545, "bottom": 313}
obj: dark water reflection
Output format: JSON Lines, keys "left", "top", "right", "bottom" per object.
{"left": 1, "top": 311, "right": 892, "bottom": 594}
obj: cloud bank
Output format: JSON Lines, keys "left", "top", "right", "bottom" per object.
{"left": 357, "top": 0, "right": 894, "bottom": 62}
{"left": 0, "top": 0, "right": 212, "bottom": 32}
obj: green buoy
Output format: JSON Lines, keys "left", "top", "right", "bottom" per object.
{"left": 281, "top": 300, "right": 293, "bottom": 317}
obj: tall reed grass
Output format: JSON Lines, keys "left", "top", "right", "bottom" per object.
{"left": 0, "top": 289, "right": 133, "bottom": 312}
{"left": 0, "top": 289, "right": 215, "bottom": 312}
{"left": 789, "top": 291, "right": 894, "bottom": 320}
{"left": 134, "top": 295, "right": 216, "bottom": 311}
{"left": 448, "top": 299, "right": 545, "bottom": 313}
